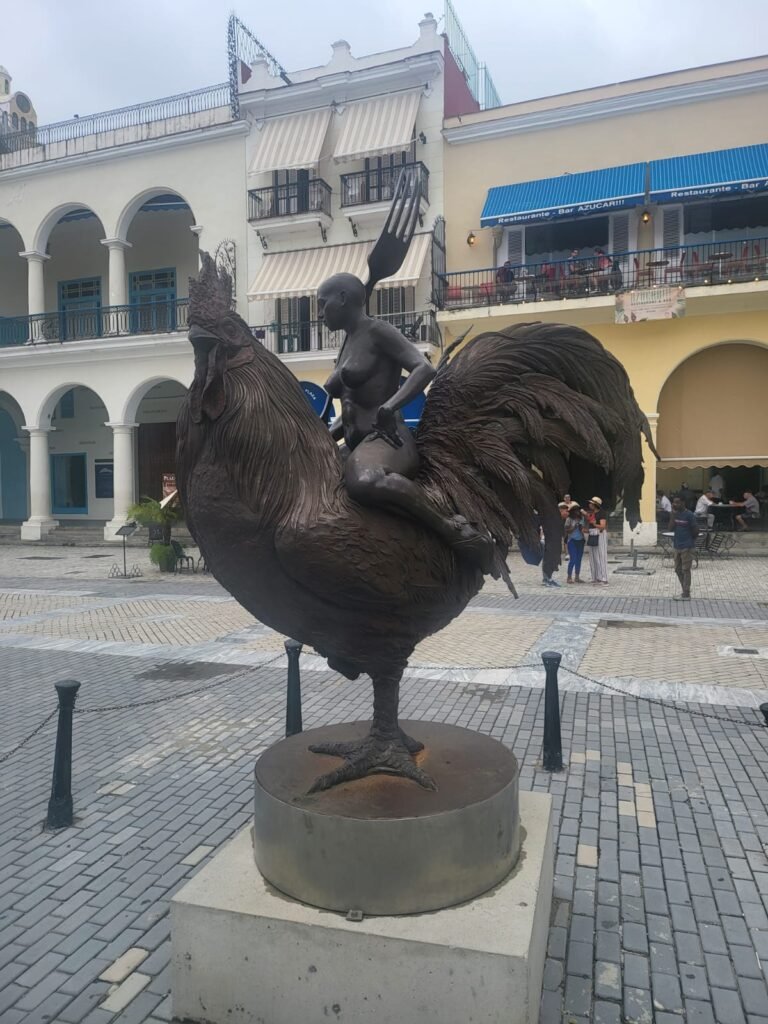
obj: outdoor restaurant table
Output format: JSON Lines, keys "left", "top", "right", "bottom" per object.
{"left": 646, "top": 258, "right": 669, "bottom": 285}
{"left": 707, "top": 503, "right": 739, "bottom": 529}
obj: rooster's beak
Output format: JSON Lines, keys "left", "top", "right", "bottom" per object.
{"left": 189, "top": 324, "right": 219, "bottom": 354}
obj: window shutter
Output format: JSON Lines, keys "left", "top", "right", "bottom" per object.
{"left": 505, "top": 228, "right": 524, "bottom": 266}
{"left": 660, "top": 206, "right": 683, "bottom": 250}
{"left": 610, "top": 212, "right": 630, "bottom": 255}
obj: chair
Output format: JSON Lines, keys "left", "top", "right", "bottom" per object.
{"left": 686, "top": 250, "right": 710, "bottom": 286}
{"left": 729, "top": 243, "right": 751, "bottom": 282}
{"left": 171, "top": 539, "right": 194, "bottom": 572}
{"left": 665, "top": 250, "right": 687, "bottom": 285}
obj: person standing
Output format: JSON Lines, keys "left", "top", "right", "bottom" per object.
{"left": 564, "top": 502, "right": 586, "bottom": 583}
{"left": 708, "top": 471, "right": 725, "bottom": 500}
{"left": 586, "top": 497, "right": 609, "bottom": 584}
{"left": 542, "top": 503, "right": 569, "bottom": 587}
{"left": 671, "top": 496, "right": 698, "bottom": 600}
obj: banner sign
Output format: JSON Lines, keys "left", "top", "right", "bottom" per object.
{"left": 615, "top": 287, "right": 686, "bottom": 324}
{"left": 162, "top": 473, "right": 177, "bottom": 497}
{"left": 651, "top": 177, "right": 768, "bottom": 204}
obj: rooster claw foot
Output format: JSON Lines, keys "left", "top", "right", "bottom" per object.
{"left": 308, "top": 732, "right": 434, "bottom": 793}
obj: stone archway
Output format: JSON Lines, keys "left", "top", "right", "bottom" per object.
{"left": 657, "top": 342, "right": 768, "bottom": 497}
{"left": 0, "top": 392, "right": 27, "bottom": 521}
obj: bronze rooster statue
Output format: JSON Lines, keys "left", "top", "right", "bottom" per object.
{"left": 177, "top": 254, "right": 652, "bottom": 793}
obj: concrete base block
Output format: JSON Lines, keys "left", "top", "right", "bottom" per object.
{"left": 623, "top": 520, "right": 657, "bottom": 547}
{"left": 20, "top": 517, "right": 58, "bottom": 541}
{"left": 171, "top": 791, "right": 553, "bottom": 1024}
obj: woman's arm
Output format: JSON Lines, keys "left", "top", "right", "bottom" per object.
{"left": 372, "top": 322, "right": 436, "bottom": 415}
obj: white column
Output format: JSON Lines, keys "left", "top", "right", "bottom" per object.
{"left": 104, "top": 422, "right": 138, "bottom": 541}
{"left": 20, "top": 427, "right": 58, "bottom": 540}
{"left": 100, "top": 238, "right": 132, "bottom": 307}
{"left": 19, "top": 250, "right": 50, "bottom": 343}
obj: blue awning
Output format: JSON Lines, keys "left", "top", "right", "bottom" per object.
{"left": 480, "top": 163, "right": 646, "bottom": 228}
{"left": 650, "top": 143, "right": 768, "bottom": 204}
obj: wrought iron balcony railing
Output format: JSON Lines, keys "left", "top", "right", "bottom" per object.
{"left": 251, "top": 310, "right": 440, "bottom": 355}
{"left": 340, "top": 161, "right": 429, "bottom": 209}
{"left": 0, "top": 83, "right": 232, "bottom": 168}
{"left": 437, "top": 236, "right": 768, "bottom": 311}
{"left": 248, "top": 179, "right": 332, "bottom": 222}
{"left": 0, "top": 299, "right": 190, "bottom": 347}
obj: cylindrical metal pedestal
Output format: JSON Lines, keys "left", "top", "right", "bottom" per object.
{"left": 253, "top": 720, "right": 520, "bottom": 916}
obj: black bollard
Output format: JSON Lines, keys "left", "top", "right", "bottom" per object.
{"left": 541, "top": 651, "right": 563, "bottom": 772}
{"left": 285, "top": 639, "right": 303, "bottom": 737}
{"left": 761, "top": 703, "right": 768, "bottom": 728}
{"left": 45, "top": 679, "right": 81, "bottom": 830}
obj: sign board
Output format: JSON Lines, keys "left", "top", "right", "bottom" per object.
{"left": 299, "top": 381, "right": 334, "bottom": 423}
{"left": 162, "top": 473, "right": 177, "bottom": 497}
{"left": 615, "top": 287, "right": 686, "bottom": 324}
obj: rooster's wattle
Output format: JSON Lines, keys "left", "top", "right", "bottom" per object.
{"left": 176, "top": 256, "right": 652, "bottom": 790}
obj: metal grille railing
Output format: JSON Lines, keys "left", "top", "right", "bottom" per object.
{"left": 0, "top": 83, "right": 231, "bottom": 159}
{"left": 248, "top": 179, "right": 332, "bottom": 221}
{"left": 251, "top": 310, "right": 440, "bottom": 355}
{"left": 0, "top": 299, "right": 190, "bottom": 346}
{"left": 438, "top": 237, "right": 768, "bottom": 311}
{"left": 340, "top": 162, "right": 429, "bottom": 208}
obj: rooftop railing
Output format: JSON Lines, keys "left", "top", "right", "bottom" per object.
{"left": 248, "top": 178, "right": 332, "bottom": 221}
{"left": 0, "top": 83, "right": 233, "bottom": 167}
{"left": 340, "top": 161, "right": 429, "bottom": 209}
{"left": 251, "top": 310, "right": 440, "bottom": 355}
{"left": 437, "top": 237, "right": 768, "bottom": 311}
{"left": 0, "top": 299, "right": 190, "bottom": 347}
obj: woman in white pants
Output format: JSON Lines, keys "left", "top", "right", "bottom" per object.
{"left": 586, "top": 497, "right": 609, "bottom": 584}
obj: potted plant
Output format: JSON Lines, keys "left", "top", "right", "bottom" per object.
{"left": 126, "top": 496, "right": 182, "bottom": 572}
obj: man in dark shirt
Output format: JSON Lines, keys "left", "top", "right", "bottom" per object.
{"left": 671, "top": 496, "right": 698, "bottom": 601}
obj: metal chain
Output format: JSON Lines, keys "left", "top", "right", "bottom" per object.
{"left": 73, "top": 652, "right": 285, "bottom": 715}
{"left": 408, "top": 659, "right": 767, "bottom": 731}
{"left": 0, "top": 707, "right": 58, "bottom": 765}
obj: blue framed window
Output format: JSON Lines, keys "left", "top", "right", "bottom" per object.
{"left": 129, "top": 268, "right": 177, "bottom": 333}
{"left": 51, "top": 453, "right": 88, "bottom": 515}
{"left": 58, "top": 278, "right": 102, "bottom": 341}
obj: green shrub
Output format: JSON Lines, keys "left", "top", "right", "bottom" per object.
{"left": 149, "top": 543, "right": 176, "bottom": 572}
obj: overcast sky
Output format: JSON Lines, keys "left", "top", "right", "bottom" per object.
{"left": 5, "top": 0, "right": 768, "bottom": 124}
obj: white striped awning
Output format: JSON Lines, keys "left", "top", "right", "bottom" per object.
{"left": 248, "top": 233, "right": 432, "bottom": 300}
{"left": 333, "top": 91, "right": 422, "bottom": 163}
{"left": 249, "top": 108, "right": 333, "bottom": 174}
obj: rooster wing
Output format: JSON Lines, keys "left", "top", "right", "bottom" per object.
{"left": 416, "top": 322, "right": 655, "bottom": 576}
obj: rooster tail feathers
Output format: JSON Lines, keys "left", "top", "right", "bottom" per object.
{"left": 417, "top": 322, "right": 649, "bottom": 550}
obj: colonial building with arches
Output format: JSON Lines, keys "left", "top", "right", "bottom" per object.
{"left": 438, "top": 54, "right": 768, "bottom": 543}
{"left": 0, "top": 11, "right": 480, "bottom": 541}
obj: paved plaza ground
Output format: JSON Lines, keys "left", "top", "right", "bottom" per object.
{"left": 1, "top": 542, "right": 767, "bottom": 1023}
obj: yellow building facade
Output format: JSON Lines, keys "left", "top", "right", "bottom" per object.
{"left": 439, "top": 56, "right": 768, "bottom": 544}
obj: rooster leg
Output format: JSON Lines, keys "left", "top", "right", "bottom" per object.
{"left": 308, "top": 673, "right": 435, "bottom": 793}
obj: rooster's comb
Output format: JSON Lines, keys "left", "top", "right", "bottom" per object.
{"left": 189, "top": 252, "right": 234, "bottom": 327}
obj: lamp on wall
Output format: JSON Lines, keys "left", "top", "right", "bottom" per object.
{"left": 641, "top": 209, "right": 651, "bottom": 224}
{"left": 466, "top": 231, "right": 477, "bottom": 247}
{"left": 418, "top": 131, "right": 427, "bottom": 144}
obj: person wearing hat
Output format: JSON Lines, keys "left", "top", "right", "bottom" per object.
{"left": 585, "top": 497, "right": 609, "bottom": 584}
{"left": 564, "top": 501, "right": 586, "bottom": 583}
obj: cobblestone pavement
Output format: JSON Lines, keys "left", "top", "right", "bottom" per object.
{"left": 1, "top": 544, "right": 767, "bottom": 1023}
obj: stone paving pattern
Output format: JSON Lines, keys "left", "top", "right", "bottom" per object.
{"left": 0, "top": 545, "right": 767, "bottom": 1023}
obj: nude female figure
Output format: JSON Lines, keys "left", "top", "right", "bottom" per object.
{"left": 319, "top": 272, "right": 494, "bottom": 572}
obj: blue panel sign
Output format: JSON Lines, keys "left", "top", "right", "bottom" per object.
{"left": 299, "top": 381, "right": 333, "bottom": 423}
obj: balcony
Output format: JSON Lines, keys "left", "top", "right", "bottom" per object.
{"left": 340, "top": 162, "right": 429, "bottom": 224}
{"left": 251, "top": 310, "right": 440, "bottom": 356}
{"left": 0, "top": 84, "right": 233, "bottom": 172}
{"left": 437, "top": 237, "right": 768, "bottom": 312}
{"left": 0, "top": 299, "right": 190, "bottom": 347}
{"left": 247, "top": 178, "right": 332, "bottom": 238}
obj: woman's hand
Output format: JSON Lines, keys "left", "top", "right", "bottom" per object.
{"left": 372, "top": 405, "right": 402, "bottom": 448}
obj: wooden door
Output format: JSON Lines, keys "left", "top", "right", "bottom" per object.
{"left": 138, "top": 422, "right": 176, "bottom": 500}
